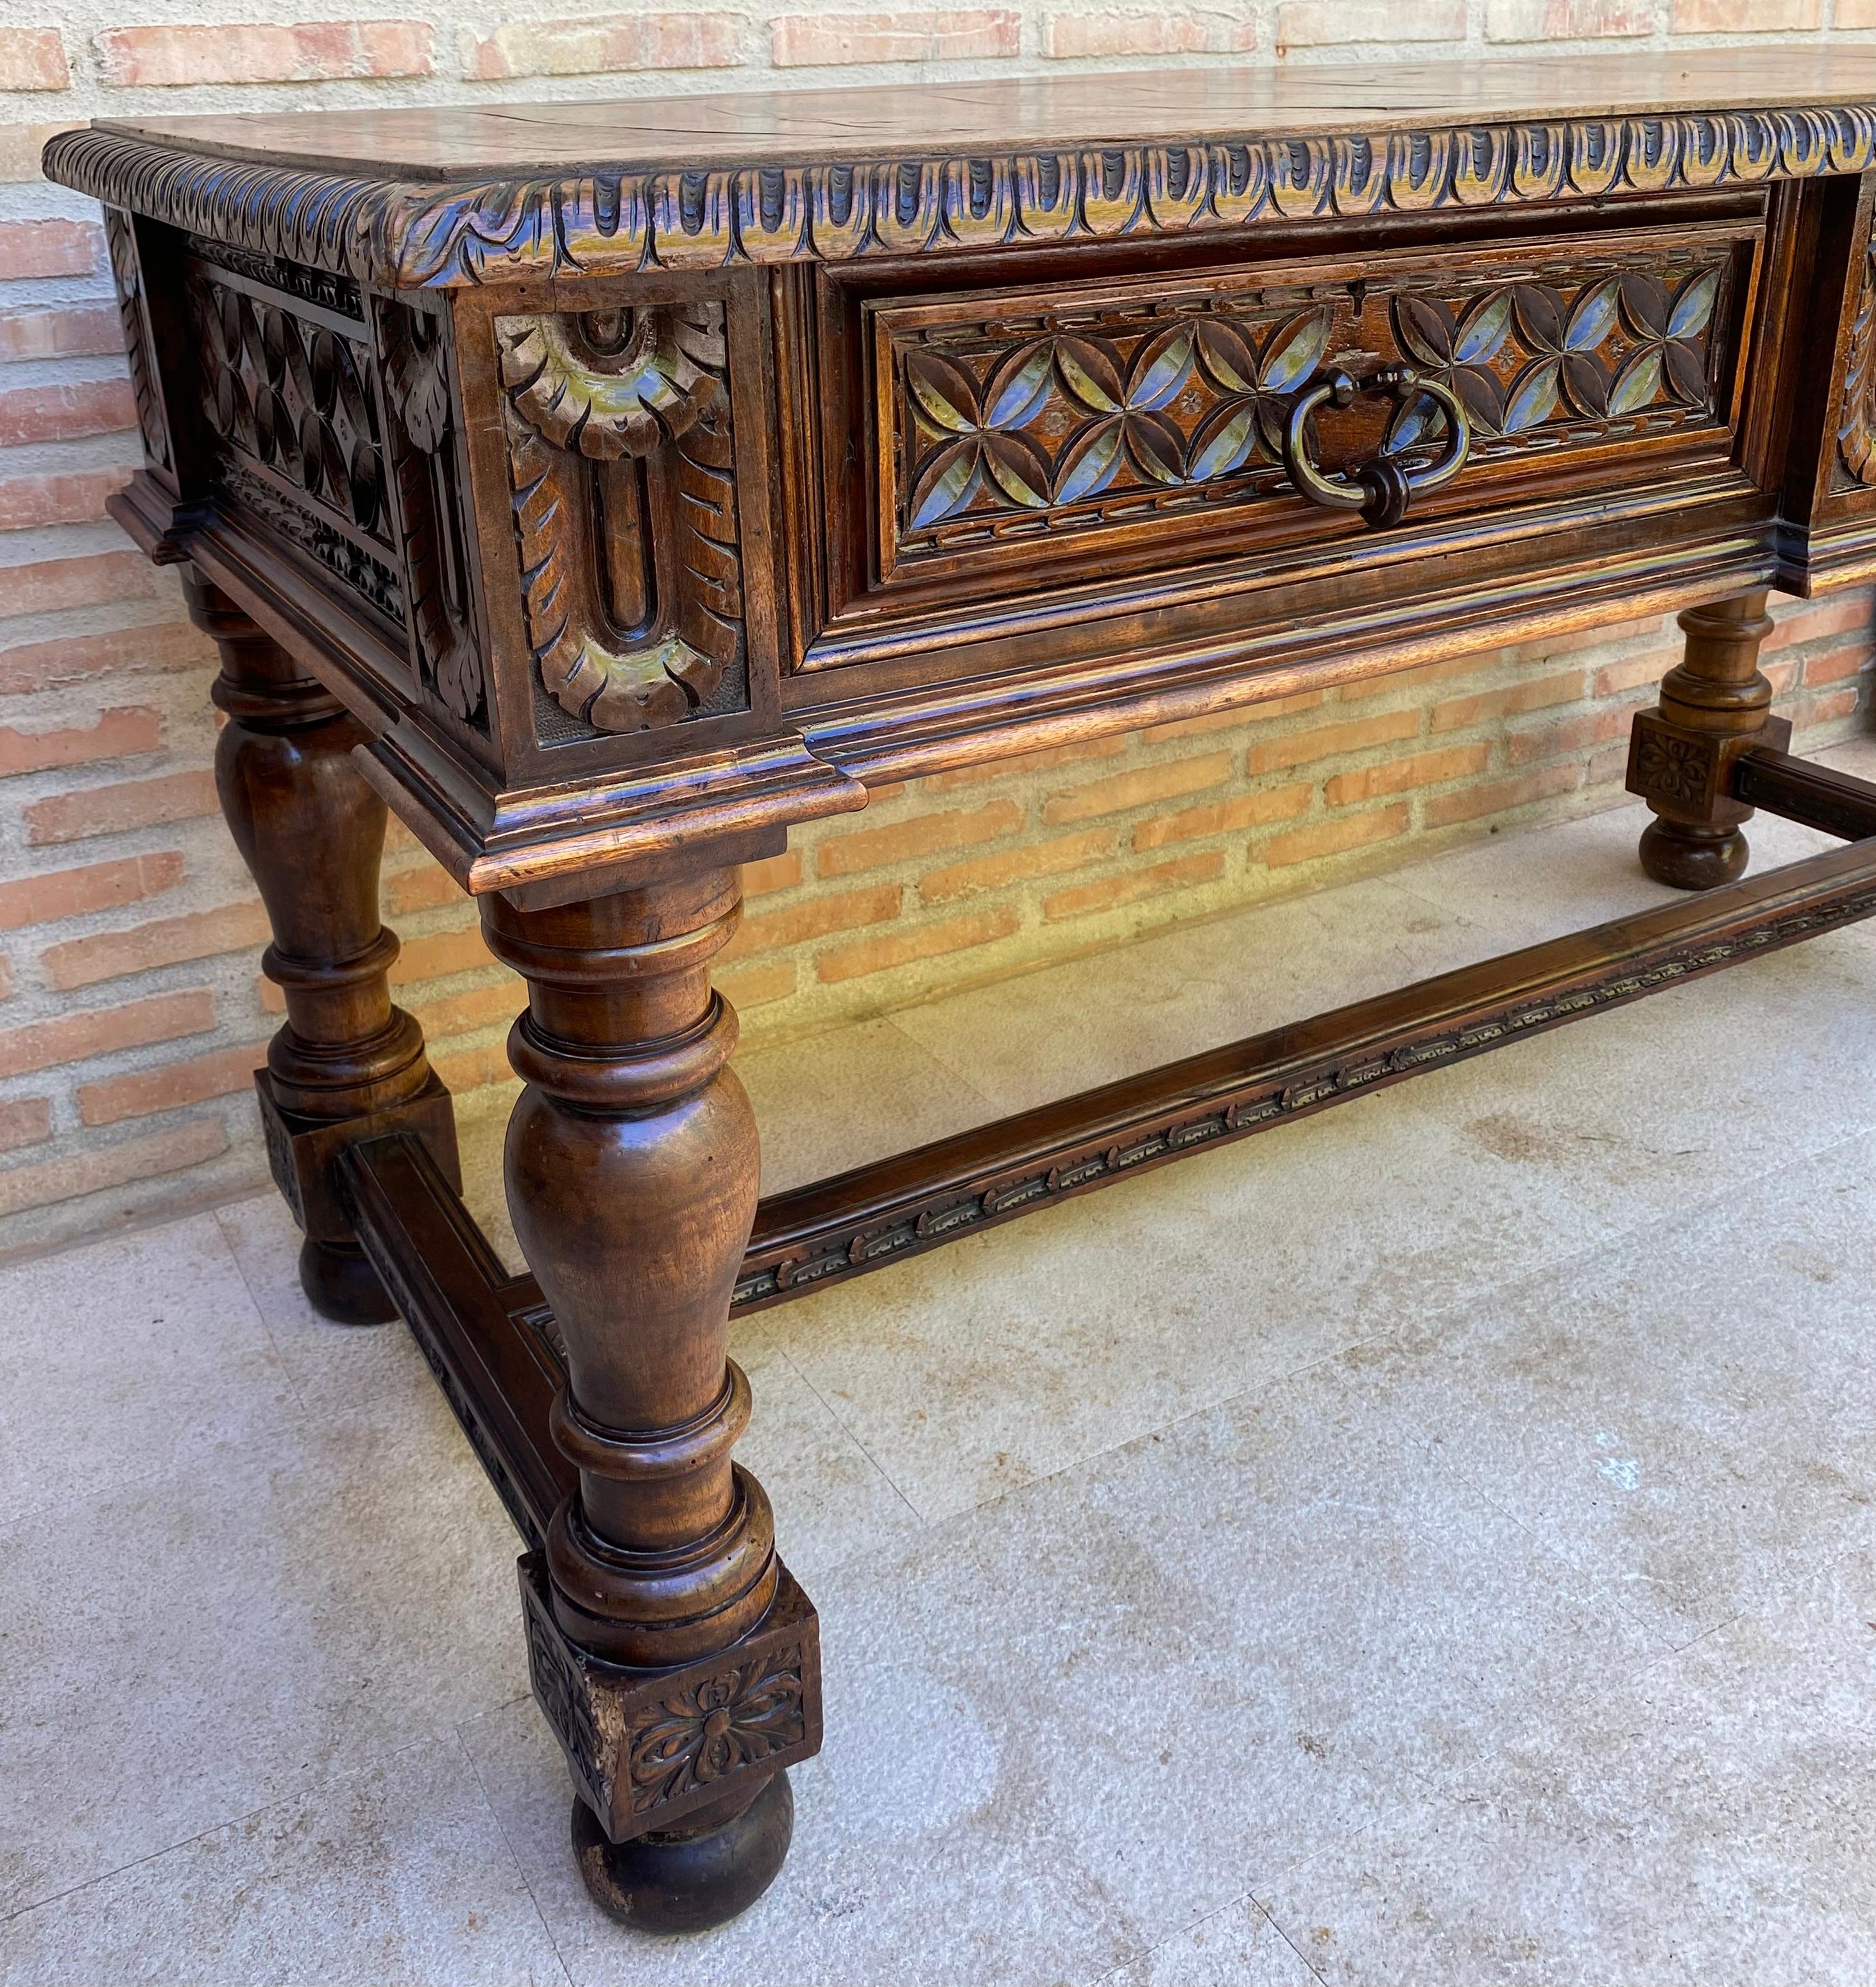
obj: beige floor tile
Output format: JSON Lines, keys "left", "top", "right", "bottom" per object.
{"left": 0, "top": 1213, "right": 298, "bottom": 1529}
{"left": 0, "top": 1361, "right": 524, "bottom": 1915}
{"left": 1104, "top": 1900, "right": 1323, "bottom": 1987}
{"left": 1327, "top": 1126, "right": 1876, "bottom": 1646}
{"left": 1253, "top": 1549, "right": 1876, "bottom": 1986}
{"left": 0, "top": 1737, "right": 568, "bottom": 1987}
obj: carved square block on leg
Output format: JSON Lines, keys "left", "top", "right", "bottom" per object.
{"left": 256, "top": 1066, "right": 462, "bottom": 1246}
{"left": 518, "top": 1549, "right": 823, "bottom": 1846}
{"left": 1625, "top": 706, "right": 1792, "bottom": 830}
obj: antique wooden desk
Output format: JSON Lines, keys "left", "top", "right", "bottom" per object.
{"left": 49, "top": 49, "right": 1876, "bottom": 1932}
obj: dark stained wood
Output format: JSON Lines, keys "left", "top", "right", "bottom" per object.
{"left": 56, "top": 55, "right": 1876, "bottom": 1940}
{"left": 194, "top": 574, "right": 457, "bottom": 1320}
{"left": 1732, "top": 742, "right": 1876, "bottom": 839}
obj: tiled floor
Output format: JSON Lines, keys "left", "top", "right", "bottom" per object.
{"left": 6, "top": 747, "right": 1876, "bottom": 1986}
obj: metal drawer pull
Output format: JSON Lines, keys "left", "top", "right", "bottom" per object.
{"left": 1283, "top": 366, "right": 1471, "bottom": 531}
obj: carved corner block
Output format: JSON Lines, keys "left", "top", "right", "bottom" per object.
{"left": 518, "top": 1549, "right": 823, "bottom": 1845}
{"left": 1625, "top": 707, "right": 1792, "bottom": 828}
{"left": 256, "top": 1066, "right": 461, "bottom": 1245}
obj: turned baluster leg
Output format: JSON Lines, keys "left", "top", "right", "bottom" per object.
{"left": 483, "top": 859, "right": 820, "bottom": 1934}
{"left": 1629, "top": 589, "right": 1791, "bottom": 890}
{"left": 192, "top": 572, "right": 457, "bottom": 1322}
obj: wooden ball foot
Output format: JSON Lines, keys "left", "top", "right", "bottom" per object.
{"left": 1638, "top": 817, "right": 1748, "bottom": 892}
{"left": 572, "top": 1771, "right": 793, "bottom": 1934}
{"left": 298, "top": 1234, "right": 398, "bottom": 1325}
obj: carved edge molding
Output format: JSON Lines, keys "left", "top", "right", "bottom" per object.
{"left": 1838, "top": 209, "right": 1876, "bottom": 487}
{"left": 43, "top": 108, "right": 1876, "bottom": 289}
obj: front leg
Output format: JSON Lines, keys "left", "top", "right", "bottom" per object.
{"left": 482, "top": 858, "right": 820, "bottom": 1933}
{"left": 1628, "top": 589, "right": 1791, "bottom": 890}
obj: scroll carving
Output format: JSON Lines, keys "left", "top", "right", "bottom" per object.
{"left": 1838, "top": 221, "right": 1876, "bottom": 488}
{"left": 497, "top": 302, "right": 746, "bottom": 736}
{"left": 380, "top": 301, "right": 486, "bottom": 726}
{"left": 887, "top": 243, "right": 1733, "bottom": 555}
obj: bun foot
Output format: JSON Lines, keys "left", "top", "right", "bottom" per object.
{"left": 572, "top": 1771, "right": 793, "bottom": 1934}
{"left": 1639, "top": 817, "right": 1748, "bottom": 892}
{"left": 298, "top": 1234, "right": 398, "bottom": 1325}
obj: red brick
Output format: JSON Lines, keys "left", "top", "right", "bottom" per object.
{"left": 430, "top": 1039, "right": 516, "bottom": 1095}
{"left": 391, "top": 925, "right": 496, "bottom": 986}
{"left": 0, "top": 217, "right": 98, "bottom": 280}
{"left": 717, "top": 957, "right": 797, "bottom": 1009}
{"left": 1763, "top": 594, "right": 1872, "bottom": 653}
{"left": 0, "top": 705, "right": 160, "bottom": 779}
{"left": 465, "top": 13, "right": 742, "bottom": 78}
{"left": 1429, "top": 671, "right": 1585, "bottom": 732}
{"left": 1800, "top": 643, "right": 1872, "bottom": 688}
{"left": 0, "top": 987, "right": 213, "bottom": 1079}
{"left": 1336, "top": 653, "right": 1490, "bottom": 701}
{"left": 728, "top": 882, "right": 901, "bottom": 957}
{"left": 0, "top": 468, "right": 132, "bottom": 533}
{"left": 1260, "top": 805, "right": 1411, "bottom": 868}
{"left": 1669, "top": 0, "right": 1818, "bottom": 26}
{"left": 1592, "top": 646, "right": 1679, "bottom": 697}
{"left": 1132, "top": 783, "right": 1312, "bottom": 850}
{"left": 0, "top": 379, "right": 135, "bottom": 448}
{"left": 0, "top": 303, "right": 121, "bottom": 364}
{"left": 0, "top": 851, "right": 183, "bottom": 932}
{"left": 0, "top": 122, "right": 81, "bottom": 183}
{"left": 743, "top": 849, "right": 802, "bottom": 897}
{"left": 1246, "top": 709, "right": 1418, "bottom": 776}
{"left": 0, "top": 550, "right": 153, "bottom": 623}
{"left": 409, "top": 980, "right": 520, "bottom": 1041}
{"left": 771, "top": 9, "right": 1019, "bottom": 64}
{"left": 1041, "top": 10, "right": 1252, "bottom": 56}
{"left": 817, "top": 797, "right": 1022, "bottom": 878}
{"left": 1503, "top": 706, "right": 1630, "bottom": 767}
{"left": 381, "top": 862, "right": 464, "bottom": 918}
{"left": 40, "top": 900, "right": 268, "bottom": 991}
{"left": 1838, "top": 0, "right": 1876, "bottom": 24}
{"left": 1324, "top": 744, "right": 1490, "bottom": 805}
{"left": 1485, "top": 0, "right": 1650, "bottom": 38}
{"left": 926, "top": 735, "right": 1124, "bottom": 790}
{"left": 1042, "top": 851, "right": 1225, "bottom": 921}
{"left": 0, "top": 1097, "right": 51, "bottom": 1154}
{"left": 94, "top": 21, "right": 435, "bottom": 87}
{"left": 1041, "top": 752, "right": 1232, "bottom": 825}
{"left": 1277, "top": 0, "right": 1466, "bottom": 47}
{"left": 919, "top": 825, "right": 1116, "bottom": 902}
{"left": 1804, "top": 688, "right": 1862, "bottom": 727}
{"left": 0, "top": 620, "right": 213, "bottom": 695}
{"left": 76, "top": 1041, "right": 266, "bottom": 1127}
{"left": 1144, "top": 691, "right": 1320, "bottom": 744}
{"left": 1423, "top": 764, "right": 1582, "bottom": 829}
{"left": 0, "top": 31, "right": 68, "bottom": 90}
{"left": 0, "top": 1117, "right": 226, "bottom": 1220}
{"left": 24, "top": 769, "right": 217, "bottom": 845}
{"left": 817, "top": 905, "right": 1019, "bottom": 982}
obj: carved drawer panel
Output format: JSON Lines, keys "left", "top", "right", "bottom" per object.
{"left": 790, "top": 212, "right": 1762, "bottom": 679}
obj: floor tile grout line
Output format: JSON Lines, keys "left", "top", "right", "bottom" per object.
{"left": 769, "top": 1338, "right": 930, "bottom": 1536}
{"left": 449, "top": 1719, "right": 579, "bottom": 1987}
{"left": 208, "top": 1200, "right": 325, "bottom": 1426}
{"left": 0, "top": 1729, "right": 449, "bottom": 1931}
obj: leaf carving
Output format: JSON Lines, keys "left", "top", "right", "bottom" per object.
{"left": 1187, "top": 397, "right": 1262, "bottom": 481}
{"left": 1512, "top": 284, "right": 1565, "bottom": 355}
{"left": 1054, "top": 337, "right": 1126, "bottom": 414}
{"left": 982, "top": 341, "right": 1053, "bottom": 429}
{"left": 1564, "top": 278, "right": 1620, "bottom": 354}
{"left": 1195, "top": 318, "right": 1259, "bottom": 393}
{"left": 1395, "top": 294, "right": 1456, "bottom": 369}
{"left": 1124, "top": 410, "right": 1186, "bottom": 484}
{"left": 905, "top": 349, "right": 981, "bottom": 434}
{"left": 907, "top": 436, "right": 982, "bottom": 526}
{"left": 1259, "top": 307, "right": 1333, "bottom": 392}
{"left": 1664, "top": 337, "right": 1708, "bottom": 406}
{"left": 1618, "top": 272, "right": 1670, "bottom": 339}
{"left": 1453, "top": 291, "right": 1513, "bottom": 367}
{"left": 1054, "top": 416, "right": 1124, "bottom": 502}
{"left": 982, "top": 430, "right": 1053, "bottom": 508}
{"left": 1562, "top": 350, "right": 1610, "bottom": 418}
{"left": 1126, "top": 325, "right": 1197, "bottom": 411}
{"left": 1504, "top": 357, "right": 1562, "bottom": 432}
{"left": 1609, "top": 345, "right": 1664, "bottom": 415}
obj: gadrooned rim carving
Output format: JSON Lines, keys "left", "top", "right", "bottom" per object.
{"left": 42, "top": 107, "right": 1876, "bottom": 287}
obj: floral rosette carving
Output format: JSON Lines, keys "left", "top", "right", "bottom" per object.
{"left": 626, "top": 1651, "right": 806, "bottom": 1812}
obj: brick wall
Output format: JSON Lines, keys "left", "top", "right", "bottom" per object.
{"left": 2, "top": 1, "right": 1873, "bottom": 1257}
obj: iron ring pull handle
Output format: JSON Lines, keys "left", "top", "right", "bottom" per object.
{"left": 1281, "top": 365, "right": 1472, "bottom": 531}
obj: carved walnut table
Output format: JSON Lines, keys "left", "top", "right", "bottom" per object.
{"left": 47, "top": 48, "right": 1876, "bottom": 1931}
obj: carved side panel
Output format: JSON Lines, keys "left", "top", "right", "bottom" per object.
{"left": 102, "top": 208, "right": 171, "bottom": 476}
{"left": 1836, "top": 214, "right": 1876, "bottom": 490}
{"left": 880, "top": 237, "right": 1738, "bottom": 574}
{"left": 187, "top": 256, "right": 405, "bottom": 631}
{"left": 495, "top": 302, "right": 749, "bottom": 740}
{"left": 376, "top": 298, "right": 488, "bottom": 729}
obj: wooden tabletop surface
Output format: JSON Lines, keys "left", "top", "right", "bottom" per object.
{"left": 88, "top": 47, "right": 1876, "bottom": 182}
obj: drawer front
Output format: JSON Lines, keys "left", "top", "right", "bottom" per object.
{"left": 786, "top": 209, "right": 1763, "bottom": 683}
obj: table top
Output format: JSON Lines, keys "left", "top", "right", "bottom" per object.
{"left": 78, "top": 47, "right": 1876, "bottom": 180}
{"left": 47, "top": 47, "right": 1876, "bottom": 289}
